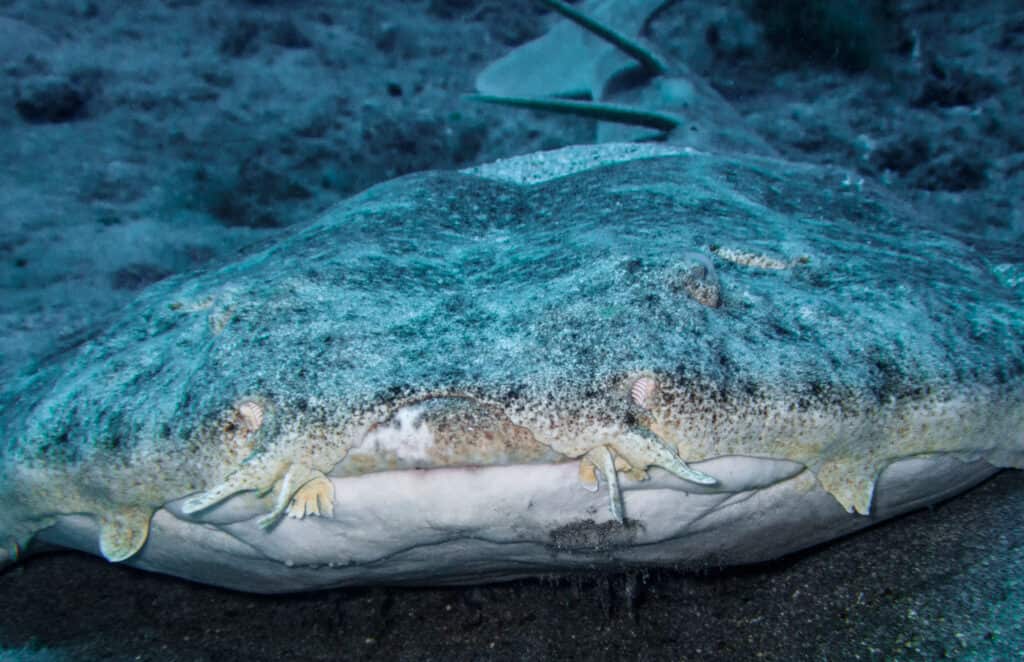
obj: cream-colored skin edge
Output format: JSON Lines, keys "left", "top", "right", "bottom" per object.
{"left": 72, "top": 370, "right": 1023, "bottom": 565}
{"left": 1, "top": 377, "right": 1021, "bottom": 569}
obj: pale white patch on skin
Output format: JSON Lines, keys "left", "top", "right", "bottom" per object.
{"left": 357, "top": 404, "right": 436, "bottom": 462}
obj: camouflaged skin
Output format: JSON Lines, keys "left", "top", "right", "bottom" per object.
{"left": 1, "top": 146, "right": 1022, "bottom": 569}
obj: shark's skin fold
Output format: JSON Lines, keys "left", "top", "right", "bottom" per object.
{"left": 1, "top": 143, "right": 1022, "bottom": 591}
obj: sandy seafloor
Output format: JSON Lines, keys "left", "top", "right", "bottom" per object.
{"left": 0, "top": 0, "right": 1022, "bottom": 659}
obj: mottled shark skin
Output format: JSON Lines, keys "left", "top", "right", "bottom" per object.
{"left": 1, "top": 143, "right": 1022, "bottom": 591}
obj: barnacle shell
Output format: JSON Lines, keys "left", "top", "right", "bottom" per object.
{"left": 237, "top": 400, "right": 264, "bottom": 432}
{"left": 630, "top": 376, "right": 657, "bottom": 409}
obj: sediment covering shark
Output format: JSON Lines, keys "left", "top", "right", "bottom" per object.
{"left": 1, "top": 141, "right": 1022, "bottom": 590}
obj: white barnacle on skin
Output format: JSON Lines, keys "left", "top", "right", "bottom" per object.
{"left": 237, "top": 400, "right": 264, "bottom": 432}
{"left": 630, "top": 376, "right": 657, "bottom": 409}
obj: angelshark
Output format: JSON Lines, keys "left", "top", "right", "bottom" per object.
{"left": 0, "top": 1, "right": 1021, "bottom": 592}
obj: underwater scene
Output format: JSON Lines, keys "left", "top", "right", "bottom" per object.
{"left": 0, "top": 0, "right": 1022, "bottom": 659}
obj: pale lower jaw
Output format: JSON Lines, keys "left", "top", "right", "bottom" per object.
{"left": 38, "top": 454, "right": 998, "bottom": 593}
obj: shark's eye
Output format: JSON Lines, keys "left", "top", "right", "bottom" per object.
{"left": 674, "top": 251, "right": 721, "bottom": 308}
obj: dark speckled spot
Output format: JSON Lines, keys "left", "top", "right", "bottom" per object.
{"left": 548, "top": 519, "right": 639, "bottom": 554}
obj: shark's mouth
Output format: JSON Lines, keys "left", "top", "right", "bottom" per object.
{"left": 36, "top": 453, "right": 997, "bottom": 593}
